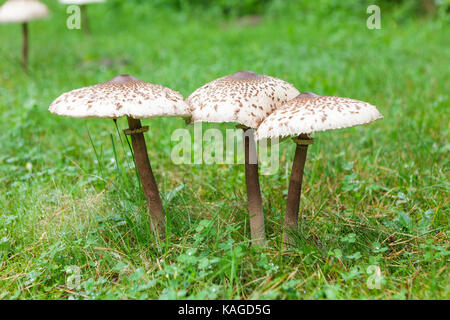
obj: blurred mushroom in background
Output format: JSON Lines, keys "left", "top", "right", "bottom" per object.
{"left": 0, "top": 0, "right": 49, "bottom": 69}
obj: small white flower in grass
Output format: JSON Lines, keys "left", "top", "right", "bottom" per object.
{"left": 26, "top": 162, "right": 32, "bottom": 172}
{"left": 187, "top": 248, "right": 197, "bottom": 256}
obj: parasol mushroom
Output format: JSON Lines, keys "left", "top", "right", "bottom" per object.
{"left": 0, "top": 0, "right": 49, "bottom": 69}
{"left": 49, "top": 74, "right": 190, "bottom": 235}
{"left": 256, "top": 92, "right": 383, "bottom": 247}
{"left": 59, "top": 0, "right": 106, "bottom": 34}
{"left": 187, "top": 70, "right": 299, "bottom": 245}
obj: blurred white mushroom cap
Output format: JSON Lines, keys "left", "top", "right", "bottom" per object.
{"left": 59, "top": 0, "right": 106, "bottom": 5}
{"left": 0, "top": 0, "right": 49, "bottom": 24}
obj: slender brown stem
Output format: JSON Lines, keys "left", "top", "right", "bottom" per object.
{"left": 81, "top": 5, "right": 90, "bottom": 34}
{"left": 243, "top": 128, "right": 266, "bottom": 245}
{"left": 22, "top": 23, "right": 28, "bottom": 69}
{"left": 126, "top": 117, "right": 165, "bottom": 235}
{"left": 284, "top": 135, "right": 312, "bottom": 248}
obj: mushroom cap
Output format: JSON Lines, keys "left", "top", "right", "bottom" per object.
{"left": 187, "top": 70, "right": 300, "bottom": 128}
{"left": 49, "top": 74, "right": 190, "bottom": 119}
{"left": 0, "top": 0, "right": 49, "bottom": 24}
{"left": 255, "top": 93, "right": 383, "bottom": 140}
{"left": 59, "top": 0, "right": 106, "bottom": 5}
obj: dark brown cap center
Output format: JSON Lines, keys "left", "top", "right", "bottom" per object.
{"left": 296, "top": 92, "right": 320, "bottom": 100}
{"left": 228, "top": 70, "right": 261, "bottom": 81}
{"left": 109, "top": 74, "right": 140, "bottom": 83}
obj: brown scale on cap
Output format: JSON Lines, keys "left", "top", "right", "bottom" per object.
{"left": 187, "top": 70, "right": 300, "bottom": 128}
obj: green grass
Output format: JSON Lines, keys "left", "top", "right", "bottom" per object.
{"left": 0, "top": 1, "right": 448, "bottom": 299}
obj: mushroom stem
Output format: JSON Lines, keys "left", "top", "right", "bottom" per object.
{"left": 284, "top": 134, "right": 313, "bottom": 248}
{"left": 243, "top": 128, "right": 266, "bottom": 246}
{"left": 81, "top": 4, "right": 90, "bottom": 34}
{"left": 126, "top": 117, "right": 165, "bottom": 236}
{"left": 21, "top": 22, "right": 28, "bottom": 69}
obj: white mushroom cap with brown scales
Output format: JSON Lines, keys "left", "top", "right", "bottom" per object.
{"left": 0, "top": 0, "right": 49, "bottom": 24}
{"left": 255, "top": 92, "right": 383, "bottom": 248}
{"left": 49, "top": 74, "right": 189, "bottom": 236}
{"left": 186, "top": 70, "right": 299, "bottom": 246}
{"left": 187, "top": 70, "right": 300, "bottom": 129}
{"left": 49, "top": 74, "right": 190, "bottom": 119}
{"left": 256, "top": 92, "right": 383, "bottom": 140}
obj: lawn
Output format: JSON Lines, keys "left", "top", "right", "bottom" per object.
{"left": 0, "top": 0, "right": 448, "bottom": 299}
